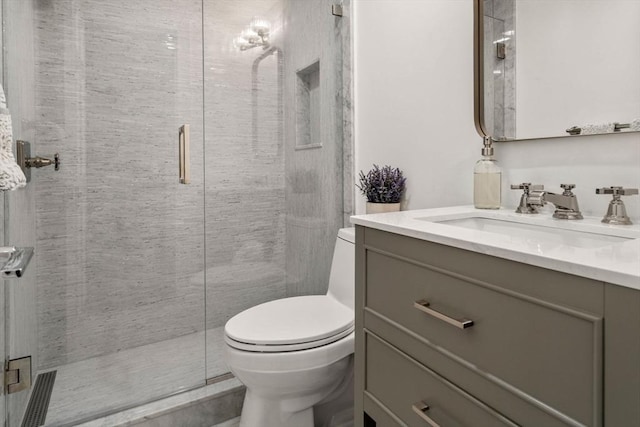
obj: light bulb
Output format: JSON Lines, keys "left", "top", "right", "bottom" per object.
{"left": 250, "top": 18, "right": 271, "bottom": 36}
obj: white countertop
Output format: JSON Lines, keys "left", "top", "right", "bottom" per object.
{"left": 351, "top": 205, "right": 640, "bottom": 290}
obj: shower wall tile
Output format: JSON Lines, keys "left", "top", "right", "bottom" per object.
{"left": 0, "top": 190, "right": 3, "bottom": 426}
{"left": 203, "top": 0, "right": 287, "bottom": 334}
{"left": 0, "top": 0, "right": 3, "bottom": 388}
{"left": 0, "top": 192, "right": 3, "bottom": 245}
{"left": 341, "top": 0, "right": 354, "bottom": 228}
{"left": 284, "top": 0, "right": 347, "bottom": 297}
{"left": 35, "top": 0, "right": 206, "bottom": 369}
{"left": 484, "top": 0, "right": 494, "bottom": 16}
{"left": 3, "top": 0, "right": 39, "bottom": 423}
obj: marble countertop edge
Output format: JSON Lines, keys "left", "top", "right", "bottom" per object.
{"left": 350, "top": 205, "right": 640, "bottom": 291}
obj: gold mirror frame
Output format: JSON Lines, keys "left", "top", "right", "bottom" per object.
{"left": 473, "top": 0, "right": 488, "bottom": 139}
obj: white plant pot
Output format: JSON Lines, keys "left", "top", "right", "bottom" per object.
{"left": 366, "top": 202, "right": 401, "bottom": 214}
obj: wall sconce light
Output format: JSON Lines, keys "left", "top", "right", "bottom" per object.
{"left": 234, "top": 17, "right": 271, "bottom": 51}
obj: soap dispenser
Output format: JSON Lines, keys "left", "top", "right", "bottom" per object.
{"left": 474, "top": 136, "right": 501, "bottom": 209}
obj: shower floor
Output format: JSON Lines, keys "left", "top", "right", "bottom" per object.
{"left": 41, "top": 327, "right": 229, "bottom": 426}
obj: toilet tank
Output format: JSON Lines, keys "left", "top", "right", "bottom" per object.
{"left": 327, "top": 227, "right": 355, "bottom": 310}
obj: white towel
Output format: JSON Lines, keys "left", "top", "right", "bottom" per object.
{"left": 630, "top": 118, "right": 640, "bottom": 132}
{"left": 580, "top": 123, "right": 615, "bottom": 135}
{"left": 0, "top": 84, "right": 26, "bottom": 191}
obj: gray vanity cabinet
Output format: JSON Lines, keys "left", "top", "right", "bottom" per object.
{"left": 354, "top": 226, "right": 640, "bottom": 427}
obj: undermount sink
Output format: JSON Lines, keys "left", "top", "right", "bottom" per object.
{"left": 420, "top": 216, "right": 637, "bottom": 249}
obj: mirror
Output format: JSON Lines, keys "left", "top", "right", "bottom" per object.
{"left": 475, "top": 0, "right": 640, "bottom": 141}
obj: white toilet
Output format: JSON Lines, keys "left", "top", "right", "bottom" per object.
{"left": 224, "top": 227, "right": 355, "bottom": 427}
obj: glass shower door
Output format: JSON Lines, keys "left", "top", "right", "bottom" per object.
{"left": 203, "top": 0, "right": 350, "bottom": 381}
{"left": 202, "top": 0, "right": 287, "bottom": 381}
{"left": 24, "top": 0, "right": 207, "bottom": 424}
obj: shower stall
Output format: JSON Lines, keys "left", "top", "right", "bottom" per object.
{"left": 0, "top": 0, "right": 352, "bottom": 425}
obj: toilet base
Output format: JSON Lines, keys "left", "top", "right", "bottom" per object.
{"left": 314, "top": 366, "right": 354, "bottom": 427}
{"left": 239, "top": 389, "right": 314, "bottom": 427}
{"left": 226, "top": 323, "right": 355, "bottom": 427}
{"left": 230, "top": 351, "right": 353, "bottom": 427}
{"left": 237, "top": 359, "right": 354, "bottom": 427}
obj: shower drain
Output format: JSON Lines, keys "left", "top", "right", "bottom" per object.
{"left": 21, "top": 370, "right": 57, "bottom": 427}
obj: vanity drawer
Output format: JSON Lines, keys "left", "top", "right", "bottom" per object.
{"left": 365, "top": 332, "right": 518, "bottom": 427}
{"left": 364, "top": 249, "right": 603, "bottom": 426}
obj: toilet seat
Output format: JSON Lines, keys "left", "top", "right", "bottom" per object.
{"left": 225, "top": 295, "right": 354, "bottom": 353}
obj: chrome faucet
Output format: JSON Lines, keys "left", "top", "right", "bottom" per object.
{"left": 511, "top": 183, "right": 583, "bottom": 219}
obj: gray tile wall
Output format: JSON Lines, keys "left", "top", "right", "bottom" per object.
{"left": 3, "top": 0, "right": 39, "bottom": 423}
{"left": 284, "top": 0, "right": 348, "bottom": 297}
{"left": 0, "top": 2, "right": 3, "bottom": 412}
{"left": 341, "top": 0, "right": 354, "bottom": 229}
{"left": 0, "top": 193, "right": 3, "bottom": 246}
{"left": 0, "top": 192, "right": 3, "bottom": 426}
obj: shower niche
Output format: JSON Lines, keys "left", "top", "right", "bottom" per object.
{"left": 296, "top": 60, "right": 321, "bottom": 149}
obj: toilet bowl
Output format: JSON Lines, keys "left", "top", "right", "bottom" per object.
{"left": 224, "top": 227, "right": 355, "bottom": 427}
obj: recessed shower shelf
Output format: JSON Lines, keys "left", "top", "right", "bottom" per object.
{"left": 0, "top": 246, "right": 34, "bottom": 278}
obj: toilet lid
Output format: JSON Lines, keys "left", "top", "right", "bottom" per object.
{"left": 225, "top": 295, "right": 354, "bottom": 350}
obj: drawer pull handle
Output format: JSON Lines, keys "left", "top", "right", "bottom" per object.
{"left": 412, "top": 401, "right": 441, "bottom": 427}
{"left": 414, "top": 299, "right": 474, "bottom": 329}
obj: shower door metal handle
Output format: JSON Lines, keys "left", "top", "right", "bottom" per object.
{"left": 179, "top": 124, "right": 190, "bottom": 184}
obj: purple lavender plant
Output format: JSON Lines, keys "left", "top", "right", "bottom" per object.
{"left": 356, "top": 165, "right": 406, "bottom": 203}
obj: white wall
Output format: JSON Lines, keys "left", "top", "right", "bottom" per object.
{"left": 498, "top": 134, "right": 640, "bottom": 220}
{"left": 354, "top": 0, "right": 640, "bottom": 222}
{"left": 354, "top": 0, "right": 479, "bottom": 214}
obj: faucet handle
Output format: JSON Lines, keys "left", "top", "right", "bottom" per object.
{"left": 560, "top": 183, "right": 576, "bottom": 194}
{"left": 511, "top": 183, "right": 544, "bottom": 214}
{"left": 510, "top": 183, "right": 544, "bottom": 193}
{"left": 596, "top": 187, "right": 639, "bottom": 197}
{"left": 596, "top": 187, "right": 638, "bottom": 225}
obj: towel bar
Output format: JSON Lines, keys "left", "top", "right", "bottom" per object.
{"left": 566, "top": 122, "right": 631, "bottom": 135}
